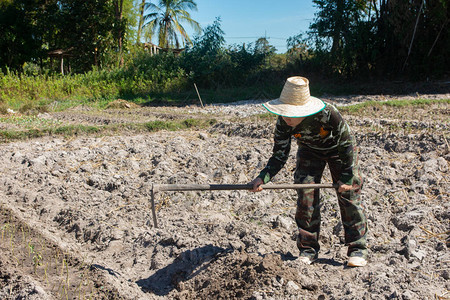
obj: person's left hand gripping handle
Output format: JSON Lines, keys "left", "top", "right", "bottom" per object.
{"left": 249, "top": 177, "right": 264, "bottom": 192}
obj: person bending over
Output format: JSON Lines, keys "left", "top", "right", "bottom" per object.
{"left": 250, "top": 76, "right": 368, "bottom": 267}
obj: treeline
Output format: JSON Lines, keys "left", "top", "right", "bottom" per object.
{"left": 0, "top": 19, "right": 284, "bottom": 109}
{"left": 308, "top": 0, "right": 449, "bottom": 78}
{"left": 0, "top": 0, "right": 448, "bottom": 87}
{"left": 0, "top": 0, "right": 133, "bottom": 72}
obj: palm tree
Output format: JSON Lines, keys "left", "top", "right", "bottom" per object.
{"left": 143, "top": 0, "right": 201, "bottom": 49}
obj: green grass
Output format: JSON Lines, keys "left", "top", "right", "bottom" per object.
{"left": 5, "top": 68, "right": 448, "bottom": 114}
{"left": 0, "top": 117, "right": 218, "bottom": 143}
{"left": 252, "top": 112, "right": 277, "bottom": 120}
{"left": 0, "top": 115, "right": 63, "bottom": 129}
{"left": 144, "top": 118, "right": 217, "bottom": 131}
{"left": 0, "top": 129, "right": 45, "bottom": 140}
{"left": 0, "top": 69, "right": 274, "bottom": 113}
{"left": 0, "top": 93, "right": 447, "bottom": 143}
{"left": 50, "top": 125, "right": 101, "bottom": 135}
{"left": 0, "top": 70, "right": 284, "bottom": 113}
{"left": 0, "top": 125, "right": 100, "bottom": 142}
{"left": 339, "top": 98, "right": 450, "bottom": 113}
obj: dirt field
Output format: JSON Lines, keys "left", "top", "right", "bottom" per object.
{"left": 0, "top": 93, "right": 449, "bottom": 299}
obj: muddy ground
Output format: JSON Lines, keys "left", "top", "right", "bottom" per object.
{"left": 0, "top": 93, "right": 449, "bottom": 299}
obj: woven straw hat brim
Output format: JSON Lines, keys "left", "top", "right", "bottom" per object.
{"left": 262, "top": 96, "right": 326, "bottom": 118}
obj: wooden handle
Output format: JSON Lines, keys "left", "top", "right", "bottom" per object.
{"left": 153, "top": 183, "right": 338, "bottom": 192}
{"left": 150, "top": 183, "right": 338, "bottom": 228}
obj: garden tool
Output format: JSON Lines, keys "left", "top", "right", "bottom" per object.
{"left": 150, "top": 183, "right": 338, "bottom": 228}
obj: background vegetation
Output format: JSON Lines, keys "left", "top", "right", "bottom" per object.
{"left": 0, "top": 0, "right": 448, "bottom": 111}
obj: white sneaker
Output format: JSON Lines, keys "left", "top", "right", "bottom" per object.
{"left": 347, "top": 256, "right": 367, "bottom": 267}
{"left": 298, "top": 256, "right": 316, "bottom": 265}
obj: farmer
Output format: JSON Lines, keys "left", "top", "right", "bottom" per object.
{"left": 250, "top": 76, "right": 368, "bottom": 267}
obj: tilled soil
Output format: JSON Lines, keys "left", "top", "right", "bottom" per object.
{"left": 0, "top": 94, "right": 449, "bottom": 300}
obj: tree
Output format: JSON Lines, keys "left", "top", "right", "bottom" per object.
{"left": 114, "top": 0, "right": 125, "bottom": 66}
{"left": 137, "top": 0, "right": 147, "bottom": 43}
{"left": 255, "top": 37, "right": 277, "bottom": 56}
{"left": 310, "top": 0, "right": 370, "bottom": 53}
{"left": 142, "top": 0, "right": 201, "bottom": 48}
{"left": 0, "top": 0, "right": 60, "bottom": 71}
{"left": 375, "top": 0, "right": 449, "bottom": 76}
{"left": 112, "top": 0, "right": 136, "bottom": 66}
{"left": 308, "top": 0, "right": 449, "bottom": 77}
{"left": 55, "top": 0, "right": 118, "bottom": 71}
{"left": 181, "top": 17, "right": 226, "bottom": 87}
{"left": 286, "top": 33, "right": 310, "bottom": 59}
{"left": 308, "top": 0, "right": 376, "bottom": 76}
{"left": 182, "top": 18, "right": 267, "bottom": 88}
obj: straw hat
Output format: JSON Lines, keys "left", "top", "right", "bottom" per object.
{"left": 263, "top": 76, "right": 325, "bottom": 117}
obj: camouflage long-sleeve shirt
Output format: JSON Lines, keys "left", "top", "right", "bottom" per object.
{"left": 257, "top": 103, "right": 355, "bottom": 185}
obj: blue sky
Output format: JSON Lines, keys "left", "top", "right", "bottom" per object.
{"left": 185, "top": 0, "right": 317, "bottom": 53}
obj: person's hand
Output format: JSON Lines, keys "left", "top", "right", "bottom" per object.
{"left": 337, "top": 181, "right": 353, "bottom": 193}
{"left": 249, "top": 177, "right": 264, "bottom": 192}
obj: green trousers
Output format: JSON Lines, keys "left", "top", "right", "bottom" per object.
{"left": 294, "top": 146, "right": 368, "bottom": 259}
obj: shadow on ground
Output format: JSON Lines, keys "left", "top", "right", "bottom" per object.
{"left": 136, "top": 244, "right": 232, "bottom": 296}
